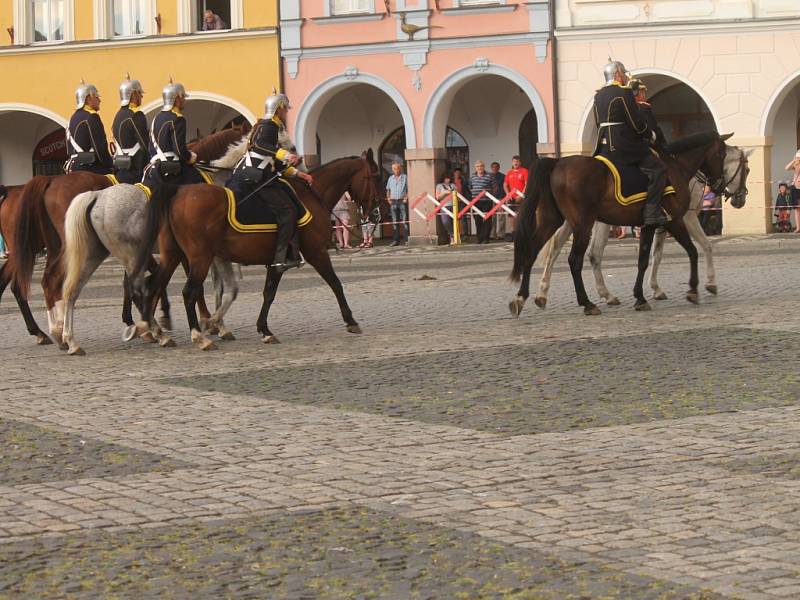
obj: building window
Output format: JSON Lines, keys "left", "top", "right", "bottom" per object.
{"left": 197, "top": 0, "right": 230, "bottom": 31}
{"left": 32, "top": 0, "right": 65, "bottom": 42}
{"left": 331, "top": 0, "right": 371, "bottom": 16}
{"left": 113, "top": 0, "right": 146, "bottom": 36}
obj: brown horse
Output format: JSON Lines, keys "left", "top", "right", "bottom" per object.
{"left": 133, "top": 150, "right": 383, "bottom": 349}
{"left": 509, "top": 132, "right": 732, "bottom": 316}
{"left": 0, "top": 184, "right": 51, "bottom": 344}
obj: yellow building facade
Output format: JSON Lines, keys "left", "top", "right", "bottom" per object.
{"left": 0, "top": 0, "right": 279, "bottom": 183}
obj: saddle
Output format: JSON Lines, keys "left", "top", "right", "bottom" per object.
{"left": 595, "top": 155, "right": 675, "bottom": 206}
{"left": 226, "top": 185, "right": 312, "bottom": 233}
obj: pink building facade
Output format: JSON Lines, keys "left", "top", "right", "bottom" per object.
{"left": 280, "top": 0, "right": 554, "bottom": 242}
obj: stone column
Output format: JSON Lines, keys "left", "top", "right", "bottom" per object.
{"left": 405, "top": 147, "right": 448, "bottom": 245}
{"left": 723, "top": 137, "right": 770, "bottom": 234}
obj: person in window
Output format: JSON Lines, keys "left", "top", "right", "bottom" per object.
{"left": 202, "top": 10, "right": 227, "bottom": 30}
{"left": 142, "top": 79, "right": 207, "bottom": 188}
{"left": 65, "top": 82, "right": 113, "bottom": 175}
{"left": 112, "top": 75, "right": 148, "bottom": 184}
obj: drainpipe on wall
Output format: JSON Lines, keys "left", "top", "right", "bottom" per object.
{"left": 277, "top": 1, "right": 286, "bottom": 95}
{"left": 549, "top": 0, "right": 561, "bottom": 158}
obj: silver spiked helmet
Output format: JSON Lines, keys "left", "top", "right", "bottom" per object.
{"left": 119, "top": 73, "right": 144, "bottom": 106}
{"left": 162, "top": 76, "right": 188, "bottom": 111}
{"left": 75, "top": 80, "right": 100, "bottom": 109}
{"left": 264, "top": 86, "right": 290, "bottom": 119}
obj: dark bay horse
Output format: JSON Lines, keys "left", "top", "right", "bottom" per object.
{"left": 133, "top": 150, "right": 383, "bottom": 350}
{"left": 509, "top": 132, "right": 732, "bottom": 316}
{"left": 0, "top": 184, "right": 51, "bottom": 344}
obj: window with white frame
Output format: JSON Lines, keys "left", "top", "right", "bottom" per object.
{"left": 113, "top": 0, "right": 146, "bottom": 36}
{"left": 331, "top": 0, "right": 371, "bottom": 16}
{"left": 32, "top": 0, "right": 65, "bottom": 42}
{"left": 196, "top": 0, "right": 231, "bottom": 31}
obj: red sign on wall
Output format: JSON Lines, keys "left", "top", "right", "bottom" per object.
{"left": 33, "top": 128, "right": 68, "bottom": 162}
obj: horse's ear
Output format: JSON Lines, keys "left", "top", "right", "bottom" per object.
{"left": 744, "top": 148, "right": 755, "bottom": 158}
{"left": 720, "top": 132, "right": 734, "bottom": 141}
{"left": 366, "top": 148, "right": 374, "bottom": 162}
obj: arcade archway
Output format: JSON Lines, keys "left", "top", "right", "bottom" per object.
{"left": 0, "top": 107, "right": 65, "bottom": 184}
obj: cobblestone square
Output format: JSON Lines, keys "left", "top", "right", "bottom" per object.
{"left": 1, "top": 236, "right": 799, "bottom": 599}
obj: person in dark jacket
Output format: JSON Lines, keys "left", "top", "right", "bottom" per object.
{"left": 630, "top": 78, "right": 667, "bottom": 152}
{"left": 142, "top": 79, "right": 208, "bottom": 188}
{"left": 593, "top": 60, "right": 667, "bottom": 227}
{"left": 65, "top": 81, "right": 113, "bottom": 175}
{"left": 112, "top": 75, "right": 149, "bottom": 184}
{"left": 227, "top": 90, "right": 313, "bottom": 272}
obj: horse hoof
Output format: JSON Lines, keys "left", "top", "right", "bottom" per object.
{"left": 509, "top": 297, "right": 526, "bottom": 317}
{"left": 67, "top": 346, "right": 86, "bottom": 356}
{"left": 635, "top": 301, "right": 652, "bottom": 312}
{"left": 206, "top": 325, "right": 220, "bottom": 336}
{"left": 606, "top": 296, "right": 621, "bottom": 306}
{"left": 198, "top": 339, "right": 217, "bottom": 351}
{"left": 36, "top": 334, "right": 53, "bottom": 346}
{"left": 262, "top": 335, "right": 280, "bottom": 344}
{"left": 347, "top": 324, "right": 362, "bottom": 334}
{"left": 653, "top": 292, "right": 668, "bottom": 301}
{"left": 583, "top": 305, "right": 602, "bottom": 316}
{"left": 705, "top": 284, "right": 718, "bottom": 295}
{"left": 159, "top": 337, "right": 176, "bottom": 348}
{"left": 686, "top": 291, "right": 699, "bottom": 304}
{"left": 220, "top": 331, "right": 236, "bottom": 341}
{"left": 122, "top": 325, "right": 138, "bottom": 342}
{"left": 58, "top": 340, "right": 69, "bottom": 351}
{"left": 534, "top": 296, "right": 547, "bottom": 309}
{"left": 158, "top": 316, "right": 173, "bottom": 331}
{"left": 140, "top": 331, "right": 157, "bottom": 343}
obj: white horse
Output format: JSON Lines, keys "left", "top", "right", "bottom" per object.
{"left": 60, "top": 134, "right": 251, "bottom": 355}
{"left": 533, "top": 144, "right": 751, "bottom": 308}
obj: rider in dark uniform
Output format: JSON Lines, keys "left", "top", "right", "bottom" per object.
{"left": 65, "top": 82, "right": 113, "bottom": 175}
{"left": 629, "top": 78, "right": 667, "bottom": 151}
{"left": 142, "top": 79, "right": 208, "bottom": 188}
{"left": 112, "top": 75, "right": 149, "bottom": 184}
{"left": 227, "top": 90, "right": 314, "bottom": 273}
{"left": 594, "top": 60, "right": 667, "bottom": 227}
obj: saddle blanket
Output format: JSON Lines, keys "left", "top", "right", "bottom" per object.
{"left": 594, "top": 155, "right": 676, "bottom": 206}
{"left": 227, "top": 184, "right": 313, "bottom": 234}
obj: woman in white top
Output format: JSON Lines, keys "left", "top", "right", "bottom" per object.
{"left": 784, "top": 150, "right": 800, "bottom": 232}
{"left": 333, "top": 191, "right": 353, "bottom": 248}
{"left": 436, "top": 172, "right": 456, "bottom": 243}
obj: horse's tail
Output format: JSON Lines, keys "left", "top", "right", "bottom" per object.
{"left": 510, "top": 157, "right": 558, "bottom": 283}
{"left": 10, "top": 175, "right": 51, "bottom": 297}
{"left": 133, "top": 183, "right": 179, "bottom": 278}
{"left": 63, "top": 191, "right": 100, "bottom": 302}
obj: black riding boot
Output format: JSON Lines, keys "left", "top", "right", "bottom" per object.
{"left": 639, "top": 154, "right": 668, "bottom": 227}
{"left": 271, "top": 207, "right": 302, "bottom": 273}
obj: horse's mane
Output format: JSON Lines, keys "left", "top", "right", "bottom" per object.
{"left": 189, "top": 127, "right": 250, "bottom": 163}
{"left": 311, "top": 156, "right": 360, "bottom": 173}
{"left": 667, "top": 131, "right": 720, "bottom": 155}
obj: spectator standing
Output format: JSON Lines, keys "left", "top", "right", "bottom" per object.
{"left": 452, "top": 167, "right": 471, "bottom": 237}
{"left": 333, "top": 191, "right": 353, "bottom": 249}
{"left": 0, "top": 233, "right": 7, "bottom": 260}
{"left": 489, "top": 161, "right": 506, "bottom": 240}
{"left": 386, "top": 162, "right": 408, "bottom": 246}
{"left": 699, "top": 184, "right": 716, "bottom": 232}
{"left": 504, "top": 155, "right": 528, "bottom": 238}
{"left": 201, "top": 10, "right": 227, "bottom": 30}
{"left": 775, "top": 181, "right": 793, "bottom": 233}
{"left": 469, "top": 160, "right": 494, "bottom": 244}
{"left": 435, "top": 173, "right": 456, "bottom": 243}
{"left": 785, "top": 150, "right": 800, "bottom": 233}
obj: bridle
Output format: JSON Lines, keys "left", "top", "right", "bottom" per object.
{"left": 696, "top": 144, "right": 748, "bottom": 202}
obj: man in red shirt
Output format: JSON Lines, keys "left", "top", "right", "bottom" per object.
{"left": 504, "top": 155, "right": 528, "bottom": 236}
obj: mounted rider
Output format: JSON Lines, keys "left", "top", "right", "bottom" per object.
{"left": 593, "top": 60, "right": 667, "bottom": 227}
{"left": 629, "top": 78, "right": 667, "bottom": 151}
{"left": 65, "top": 81, "right": 113, "bottom": 175}
{"left": 226, "top": 89, "right": 314, "bottom": 273}
{"left": 112, "top": 74, "right": 149, "bottom": 184}
{"left": 142, "top": 78, "right": 208, "bottom": 188}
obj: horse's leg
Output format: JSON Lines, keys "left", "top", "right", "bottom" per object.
{"left": 41, "top": 256, "right": 66, "bottom": 348}
{"left": 256, "top": 266, "right": 285, "bottom": 344}
{"left": 206, "top": 259, "right": 238, "bottom": 341}
{"left": 62, "top": 251, "right": 107, "bottom": 356}
{"left": 510, "top": 210, "right": 565, "bottom": 317}
{"left": 182, "top": 259, "right": 216, "bottom": 351}
{"left": 304, "top": 246, "right": 362, "bottom": 335}
{"left": 588, "top": 222, "right": 620, "bottom": 306}
{"left": 0, "top": 262, "right": 50, "bottom": 344}
{"left": 534, "top": 222, "right": 572, "bottom": 309}
{"left": 122, "top": 272, "right": 134, "bottom": 327}
{"left": 683, "top": 210, "right": 716, "bottom": 294}
{"left": 665, "top": 219, "right": 699, "bottom": 304}
{"left": 633, "top": 225, "right": 657, "bottom": 310}
{"left": 147, "top": 255, "right": 172, "bottom": 331}
{"left": 566, "top": 225, "right": 600, "bottom": 316}
{"left": 649, "top": 227, "right": 668, "bottom": 300}
{"left": 140, "top": 259, "right": 180, "bottom": 348}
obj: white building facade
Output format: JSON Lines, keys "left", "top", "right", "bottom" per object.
{"left": 555, "top": 0, "right": 800, "bottom": 233}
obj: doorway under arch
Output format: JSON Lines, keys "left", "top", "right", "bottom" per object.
{"left": 0, "top": 108, "right": 65, "bottom": 183}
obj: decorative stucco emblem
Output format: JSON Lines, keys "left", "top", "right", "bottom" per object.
{"left": 344, "top": 66, "right": 359, "bottom": 81}
{"left": 474, "top": 58, "right": 490, "bottom": 72}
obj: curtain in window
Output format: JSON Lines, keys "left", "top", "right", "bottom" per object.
{"left": 114, "top": 0, "right": 146, "bottom": 37}
{"left": 32, "top": 0, "right": 65, "bottom": 42}
{"left": 331, "top": 0, "right": 370, "bottom": 15}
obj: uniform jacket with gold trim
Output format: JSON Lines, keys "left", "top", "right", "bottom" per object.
{"left": 148, "top": 109, "right": 192, "bottom": 163}
{"left": 67, "top": 108, "right": 113, "bottom": 169}
{"left": 232, "top": 116, "right": 298, "bottom": 183}
{"left": 112, "top": 106, "right": 148, "bottom": 174}
{"left": 593, "top": 82, "right": 653, "bottom": 165}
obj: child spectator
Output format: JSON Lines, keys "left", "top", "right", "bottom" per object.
{"left": 775, "top": 181, "right": 793, "bottom": 233}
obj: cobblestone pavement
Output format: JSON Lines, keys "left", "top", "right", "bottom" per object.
{"left": 0, "top": 235, "right": 799, "bottom": 599}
